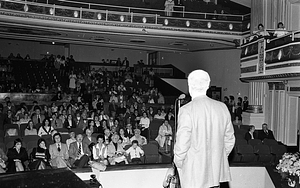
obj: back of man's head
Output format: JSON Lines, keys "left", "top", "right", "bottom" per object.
{"left": 188, "top": 70, "right": 210, "bottom": 97}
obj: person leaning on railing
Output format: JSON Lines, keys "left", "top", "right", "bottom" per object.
{"left": 273, "top": 22, "right": 289, "bottom": 37}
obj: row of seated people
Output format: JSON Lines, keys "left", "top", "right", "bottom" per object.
{"left": 0, "top": 124, "right": 169, "bottom": 174}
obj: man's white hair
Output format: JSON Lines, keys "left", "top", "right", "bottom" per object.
{"left": 188, "top": 70, "right": 211, "bottom": 93}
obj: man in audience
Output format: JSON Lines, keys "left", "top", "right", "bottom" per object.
{"left": 243, "top": 96, "right": 249, "bottom": 111}
{"left": 69, "top": 134, "right": 91, "bottom": 168}
{"left": 245, "top": 125, "right": 256, "bottom": 141}
{"left": 154, "top": 109, "right": 165, "bottom": 120}
{"left": 83, "top": 128, "right": 97, "bottom": 151}
{"left": 31, "top": 108, "right": 45, "bottom": 125}
{"left": 258, "top": 123, "right": 275, "bottom": 140}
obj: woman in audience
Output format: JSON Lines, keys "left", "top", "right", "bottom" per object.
{"left": 49, "top": 133, "right": 70, "bottom": 168}
{"left": 119, "top": 128, "right": 130, "bottom": 147}
{"left": 107, "top": 134, "right": 128, "bottom": 165}
{"left": 51, "top": 113, "right": 63, "bottom": 129}
{"left": 7, "top": 138, "right": 28, "bottom": 173}
{"left": 25, "top": 120, "right": 38, "bottom": 136}
{"left": 139, "top": 112, "right": 150, "bottom": 140}
{"left": 130, "top": 129, "right": 147, "bottom": 146}
{"left": 92, "top": 135, "right": 108, "bottom": 165}
{"left": 66, "top": 131, "right": 76, "bottom": 150}
{"left": 245, "top": 125, "right": 256, "bottom": 141}
{"left": 155, "top": 119, "right": 173, "bottom": 148}
{"left": 274, "top": 22, "right": 289, "bottom": 37}
{"left": 15, "top": 106, "right": 27, "bottom": 121}
{"left": 0, "top": 147, "right": 8, "bottom": 173}
{"left": 38, "top": 118, "right": 54, "bottom": 137}
{"left": 18, "top": 111, "right": 31, "bottom": 124}
{"left": 29, "top": 138, "right": 51, "bottom": 170}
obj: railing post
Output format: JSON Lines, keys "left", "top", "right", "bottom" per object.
{"left": 53, "top": 4, "right": 55, "bottom": 16}
{"left": 88, "top": 3, "right": 90, "bottom": 9}
{"left": 106, "top": 10, "right": 108, "bottom": 21}
{"left": 204, "top": 13, "right": 206, "bottom": 19}
{"left": 131, "top": 12, "right": 133, "bottom": 23}
{"left": 242, "top": 15, "right": 244, "bottom": 21}
{"left": 182, "top": 6, "right": 185, "bottom": 18}
{"left": 80, "top": 7, "right": 82, "bottom": 19}
{"left": 46, "top": 0, "right": 48, "bottom": 5}
{"left": 155, "top": 14, "right": 157, "bottom": 24}
{"left": 129, "top": 7, "right": 130, "bottom": 13}
{"left": 292, "top": 32, "right": 295, "bottom": 41}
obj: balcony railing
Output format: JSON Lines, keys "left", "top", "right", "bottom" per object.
{"left": 0, "top": 0, "right": 250, "bottom": 33}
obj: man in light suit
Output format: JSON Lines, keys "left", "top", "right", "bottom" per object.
{"left": 174, "top": 70, "right": 235, "bottom": 188}
{"left": 31, "top": 108, "right": 45, "bottom": 126}
{"left": 69, "top": 134, "right": 91, "bottom": 168}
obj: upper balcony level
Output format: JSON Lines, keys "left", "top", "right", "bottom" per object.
{"left": 240, "top": 30, "right": 300, "bottom": 82}
{"left": 0, "top": 0, "right": 250, "bottom": 52}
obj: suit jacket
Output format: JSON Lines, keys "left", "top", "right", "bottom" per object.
{"left": 49, "top": 143, "right": 69, "bottom": 160}
{"left": 7, "top": 147, "right": 28, "bottom": 173}
{"left": 174, "top": 95, "right": 235, "bottom": 188}
{"left": 258, "top": 130, "right": 275, "bottom": 140}
{"left": 3, "top": 106, "right": 16, "bottom": 115}
{"left": 124, "top": 128, "right": 134, "bottom": 138}
{"left": 245, "top": 132, "right": 257, "bottom": 141}
{"left": 83, "top": 136, "right": 97, "bottom": 147}
{"left": 64, "top": 119, "right": 76, "bottom": 129}
{"left": 32, "top": 114, "right": 45, "bottom": 125}
{"left": 74, "top": 118, "right": 88, "bottom": 130}
{"left": 69, "top": 141, "right": 91, "bottom": 163}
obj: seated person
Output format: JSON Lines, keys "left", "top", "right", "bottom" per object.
{"left": 24, "top": 120, "right": 38, "bottom": 136}
{"left": 107, "top": 134, "right": 128, "bottom": 165}
{"left": 119, "top": 128, "right": 131, "bottom": 148}
{"left": 6, "top": 138, "right": 28, "bottom": 173}
{"left": 257, "top": 123, "right": 275, "bottom": 140}
{"left": 69, "top": 134, "right": 91, "bottom": 168}
{"left": 49, "top": 133, "right": 70, "bottom": 168}
{"left": 244, "top": 125, "right": 256, "bottom": 141}
{"left": 66, "top": 131, "right": 76, "bottom": 150}
{"left": 130, "top": 129, "right": 147, "bottom": 146}
{"left": 0, "top": 147, "right": 8, "bottom": 173}
{"left": 155, "top": 119, "right": 173, "bottom": 148}
{"left": 92, "top": 135, "right": 108, "bottom": 165}
{"left": 250, "top": 23, "right": 270, "bottom": 41}
{"left": 83, "top": 128, "right": 97, "bottom": 151}
{"left": 154, "top": 109, "right": 166, "bottom": 120}
{"left": 29, "top": 138, "right": 51, "bottom": 170}
{"left": 232, "top": 116, "right": 242, "bottom": 129}
{"left": 38, "top": 118, "right": 54, "bottom": 137}
{"left": 125, "top": 140, "right": 144, "bottom": 164}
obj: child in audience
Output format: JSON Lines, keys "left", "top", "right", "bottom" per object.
{"left": 126, "top": 140, "right": 144, "bottom": 164}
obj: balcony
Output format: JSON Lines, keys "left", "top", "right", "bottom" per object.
{"left": 240, "top": 30, "right": 300, "bottom": 81}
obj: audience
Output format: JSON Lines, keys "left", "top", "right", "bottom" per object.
{"left": 49, "top": 133, "right": 70, "bottom": 168}
{"left": 125, "top": 140, "right": 144, "bottom": 164}
{"left": 29, "top": 138, "right": 51, "bottom": 170}
{"left": 258, "top": 123, "right": 275, "bottom": 140}
{"left": 155, "top": 119, "right": 173, "bottom": 148}
{"left": 6, "top": 138, "right": 28, "bottom": 173}
{"left": 244, "top": 125, "right": 256, "bottom": 141}
{"left": 0, "top": 147, "right": 7, "bottom": 173}
{"left": 69, "top": 134, "right": 91, "bottom": 168}
{"left": 37, "top": 118, "right": 54, "bottom": 136}
{"left": 24, "top": 120, "right": 38, "bottom": 136}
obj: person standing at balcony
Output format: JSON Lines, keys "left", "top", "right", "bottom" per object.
{"left": 165, "top": 0, "right": 175, "bottom": 17}
{"left": 174, "top": 70, "right": 235, "bottom": 188}
{"left": 274, "top": 22, "right": 289, "bottom": 37}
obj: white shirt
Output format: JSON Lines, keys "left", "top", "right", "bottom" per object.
{"left": 93, "top": 144, "right": 107, "bottom": 160}
{"left": 126, "top": 146, "right": 144, "bottom": 159}
{"left": 139, "top": 117, "right": 150, "bottom": 129}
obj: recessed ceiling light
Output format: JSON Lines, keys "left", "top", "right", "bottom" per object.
{"left": 169, "top": 42, "right": 187, "bottom": 46}
{"left": 130, "top": 39, "right": 146, "bottom": 43}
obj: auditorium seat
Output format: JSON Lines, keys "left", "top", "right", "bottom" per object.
{"left": 235, "top": 138, "right": 247, "bottom": 146}
{"left": 229, "top": 147, "right": 241, "bottom": 162}
{"left": 19, "top": 123, "right": 28, "bottom": 137}
{"left": 263, "top": 139, "right": 278, "bottom": 146}
{"left": 56, "top": 128, "right": 69, "bottom": 133}
{"left": 143, "top": 144, "right": 159, "bottom": 164}
{"left": 270, "top": 145, "right": 287, "bottom": 164}
{"left": 23, "top": 135, "right": 40, "bottom": 145}
{"left": 0, "top": 142, "right": 5, "bottom": 152}
{"left": 26, "top": 140, "right": 37, "bottom": 155}
{"left": 4, "top": 124, "right": 19, "bottom": 136}
{"left": 124, "top": 144, "right": 131, "bottom": 150}
{"left": 248, "top": 139, "right": 262, "bottom": 147}
{"left": 61, "top": 134, "right": 70, "bottom": 143}
{"left": 237, "top": 145, "right": 256, "bottom": 162}
{"left": 254, "top": 145, "right": 272, "bottom": 163}
{"left": 71, "top": 128, "right": 83, "bottom": 135}
{"left": 234, "top": 134, "right": 244, "bottom": 139}
{"left": 4, "top": 136, "right": 20, "bottom": 145}
{"left": 5, "top": 141, "right": 14, "bottom": 150}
